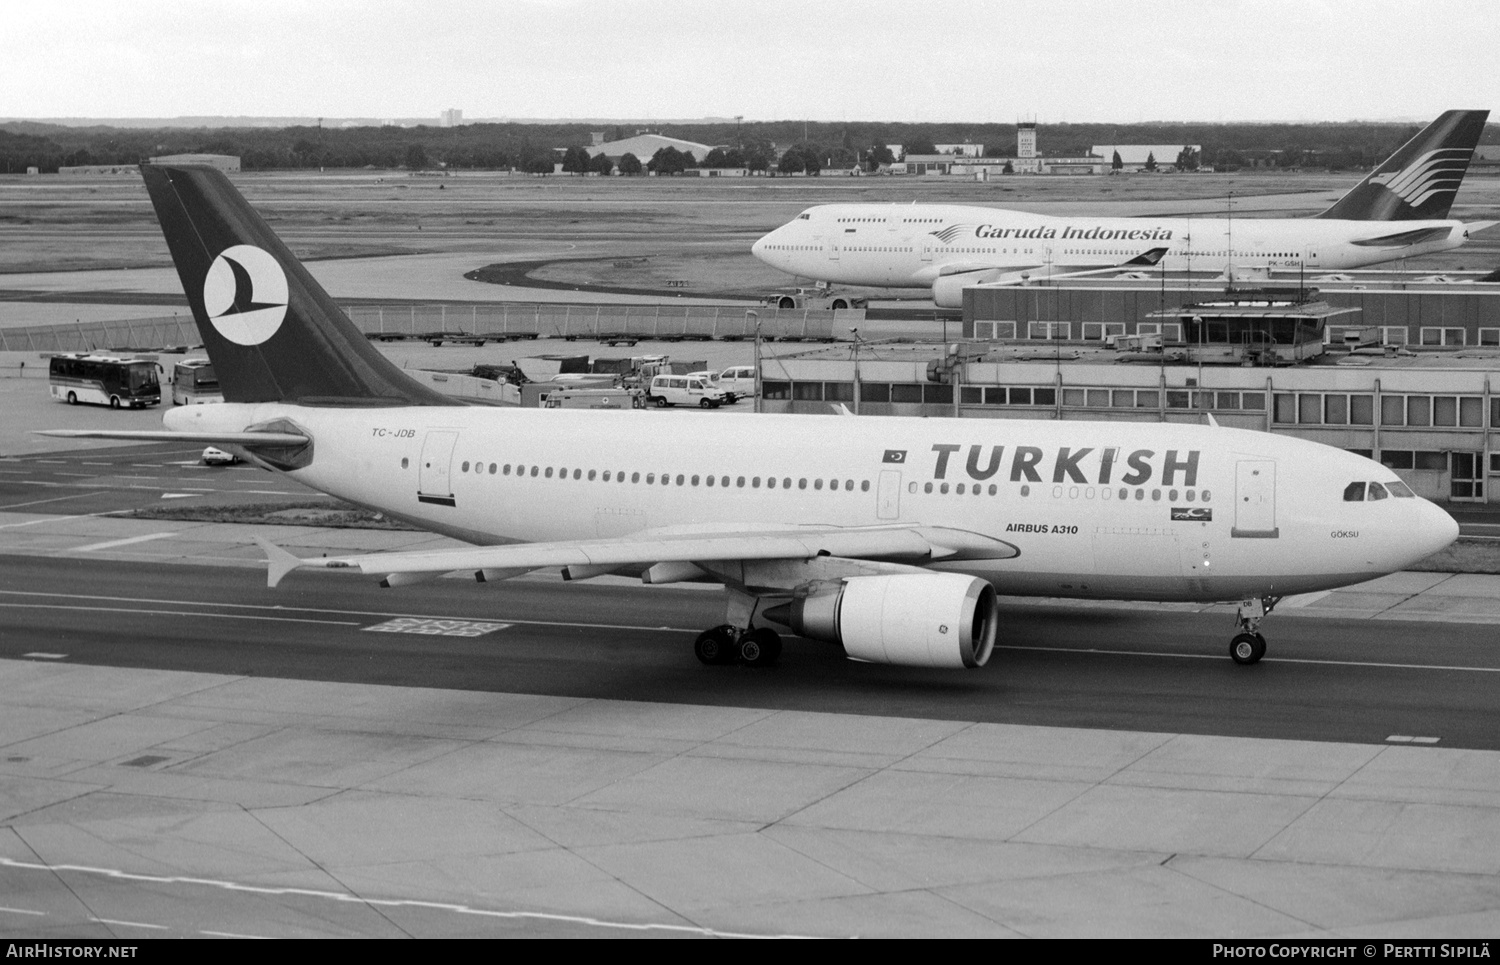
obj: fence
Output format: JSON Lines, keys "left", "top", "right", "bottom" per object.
{"left": 343, "top": 303, "right": 847, "bottom": 342}
{"left": 0, "top": 316, "right": 198, "bottom": 353}
{"left": 0, "top": 303, "right": 854, "bottom": 352}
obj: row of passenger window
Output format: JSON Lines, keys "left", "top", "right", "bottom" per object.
{"left": 909, "top": 478, "right": 1211, "bottom": 503}
{"left": 456, "top": 460, "right": 875, "bottom": 493}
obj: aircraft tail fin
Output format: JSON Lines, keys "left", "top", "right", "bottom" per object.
{"left": 139, "top": 163, "right": 449, "bottom": 406}
{"left": 1316, "top": 110, "right": 1489, "bottom": 221}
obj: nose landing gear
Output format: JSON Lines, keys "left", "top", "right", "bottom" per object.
{"left": 1229, "top": 595, "right": 1280, "bottom": 664}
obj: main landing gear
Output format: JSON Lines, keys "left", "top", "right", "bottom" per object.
{"left": 1229, "top": 595, "right": 1281, "bottom": 665}
{"left": 694, "top": 624, "right": 783, "bottom": 668}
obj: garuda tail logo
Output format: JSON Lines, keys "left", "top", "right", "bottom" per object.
{"left": 1368, "top": 148, "right": 1473, "bottom": 211}
{"left": 929, "top": 224, "right": 974, "bottom": 245}
{"left": 202, "top": 245, "right": 289, "bottom": 346}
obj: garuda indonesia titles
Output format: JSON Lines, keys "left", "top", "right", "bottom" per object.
{"left": 753, "top": 110, "right": 1493, "bottom": 307}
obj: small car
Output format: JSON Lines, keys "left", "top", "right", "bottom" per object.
{"left": 201, "top": 446, "right": 240, "bottom": 466}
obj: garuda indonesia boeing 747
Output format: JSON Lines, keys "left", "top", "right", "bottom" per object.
{"left": 753, "top": 110, "right": 1492, "bottom": 307}
{"left": 46, "top": 164, "right": 1458, "bottom": 671}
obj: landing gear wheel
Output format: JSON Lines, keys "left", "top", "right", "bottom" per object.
{"left": 694, "top": 626, "right": 737, "bottom": 665}
{"left": 1230, "top": 632, "right": 1267, "bottom": 665}
{"left": 738, "top": 628, "right": 782, "bottom": 667}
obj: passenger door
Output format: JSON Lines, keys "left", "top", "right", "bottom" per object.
{"left": 876, "top": 470, "right": 902, "bottom": 520}
{"left": 418, "top": 430, "right": 459, "bottom": 507}
{"left": 1232, "top": 460, "right": 1278, "bottom": 538}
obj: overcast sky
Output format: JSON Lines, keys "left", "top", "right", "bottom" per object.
{"left": 3, "top": 0, "right": 1495, "bottom": 124}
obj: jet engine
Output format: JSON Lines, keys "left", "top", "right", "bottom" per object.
{"left": 931, "top": 270, "right": 1006, "bottom": 310}
{"left": 770, "top": 573, "right": 998, "bottom": 669}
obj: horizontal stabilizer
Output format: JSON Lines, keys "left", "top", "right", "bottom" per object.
{"left": 1349, "top": 226, "right": 1454, "bottom": 248}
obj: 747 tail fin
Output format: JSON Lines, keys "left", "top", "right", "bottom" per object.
{"left": 1317, "top": 110, "right": 1489, "bottom": 221}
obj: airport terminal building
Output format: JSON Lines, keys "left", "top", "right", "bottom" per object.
{"left": 759, "top": 281, "right": 1500, "bottom": 504}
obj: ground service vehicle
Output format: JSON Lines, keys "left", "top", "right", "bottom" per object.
{"left": 646, "top": 374, "right": 728, "bottom": 408}
{"left": 762, "top": 288, "right": 868, "bottom": 311}
{"left": 542, "top": 387, "right": 645, "bottom": 410}
{"left": 718, "top": 366, "right": 757, "bottom": 399}
{"left": 172, "top": 358, "right": 223, "bottom": 405}
{"left": 48, "top": 353, "right": 161, "bottom": 408}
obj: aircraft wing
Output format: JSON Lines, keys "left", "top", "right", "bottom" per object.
{"left": 258, "top": 524, "right": 1019, "bottom": 588}
{"left": 966, "top": 247, "right": 1171, "bottom": 287}
{"left": 34, "top": 429, "right": 310, "bottom": 446}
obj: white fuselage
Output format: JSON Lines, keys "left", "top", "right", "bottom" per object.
{"left": 167, "top": 402, "right": 1458, "bottom": 603}
{"left": 752, "top": 203, "right": 1468, "bottom": 292}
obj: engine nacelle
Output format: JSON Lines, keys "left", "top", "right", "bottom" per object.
{"left": 931, "top": 270, "right": 1005, "bottom": 309}
{"left": 779, "top": 573, "right": 998, "bottom": 669}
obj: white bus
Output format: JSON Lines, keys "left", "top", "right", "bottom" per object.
{"left": 48, "top": 353, "right": 161, "bottom": 409}
{"left": 172, "top": 358, "right": 223, "bottom": 405}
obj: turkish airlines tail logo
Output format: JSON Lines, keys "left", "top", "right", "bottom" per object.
{"left": 202, "top": 245, "right": 289, "bottom": 346}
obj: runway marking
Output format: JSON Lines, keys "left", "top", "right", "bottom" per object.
{"left": 0, "top": 590, "right": 700, "bottom": 634}
{"left": 1387, "top": 735, "right": 1442, "bottom": 744}
{"left": 0, "top": 603, "right": 360, "bottom": 627}
{"left": 0, "top": 509, "right": 115, "bottom": 529}
{"left": 0, "top": 491, "right": 105, "bottom": 512}
{"left": 1280, "top": 590, "right": 1333, "bottom": 609}
{"left": 23, "top": 653, "right": 66, "bottom": 660}
{"left": 91, "top": 917, "right": 168, "bottom": 931}
{"left": 201, "top": 930, "right": 272, "bottom": 939}
{"left": 998, "top": 644, "right": 1500, "bottom": 673}
{"left": 365, "top": 617, "right": 510, "bottom": 637}
{"left": 0, "top": 906, "right": 45, "bottom": 916}
{"left": 69, "top": 532, "right": 177, "bottom": 553}
{"left": 0, "top": 857, "right": 822, "bottom": 939}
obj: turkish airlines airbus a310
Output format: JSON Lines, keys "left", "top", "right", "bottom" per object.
{"left": 753, "top": 110, "right": 1492, "bottom": 308}
{"left": 46, "top": 164, "right": 1458, "bottom": 671}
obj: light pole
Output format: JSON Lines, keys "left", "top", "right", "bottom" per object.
{"left": 748, "top": 310, "right": 761, "bottom": 413}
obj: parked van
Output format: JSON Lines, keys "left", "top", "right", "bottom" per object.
{"left": 717, "top": 366, "right": 757, "bottom": 399}
{"left": 646, "top": 374, "right": 727, "bottom": 408}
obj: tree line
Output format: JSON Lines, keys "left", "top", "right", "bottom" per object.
{"left": 0, "top": 117, "right": 1488, "bottom": 175}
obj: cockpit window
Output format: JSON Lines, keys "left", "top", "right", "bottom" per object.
{"left": 797, "top": 213, "right": 811, "bottom": 220}
{"left": 1343, "top": 482, "right": 1365, "bottom": 502}
{"left": 1386, "top": 480, "right": 1416, "bottom": 498}
{"left": 1368, "top": 482, "right": 1389, "bottom": 501}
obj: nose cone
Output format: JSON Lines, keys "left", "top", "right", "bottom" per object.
{"left": 751, "top": 231, "right": 771, "bottom": 264}
{"left": 1412, "top": 499, "right": 1461, "bottom": 563}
